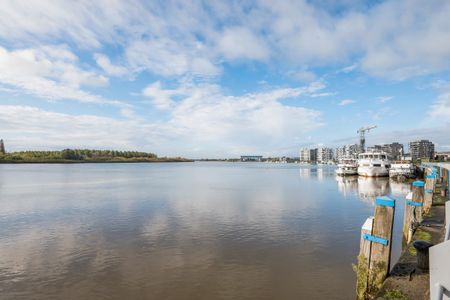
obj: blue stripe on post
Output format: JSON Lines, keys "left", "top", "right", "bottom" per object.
{"left": 363, "top": 233, "right": 389, "bottom": 246}
{"left": 375, "top": 196, "right": 395, "bottom": 207}
{"left": 425, "top": 189, "right": 433, "bottom": 193}
{"left": 413, "top": 181, "right": 425, "bottom": 187}
{"left": 406, "top": 201, "right": 423, "bottom": 207}
{"left": 426, "top": 175, "right": 435, "bottom": 179}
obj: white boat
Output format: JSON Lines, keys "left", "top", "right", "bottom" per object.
{"left": 357, "top": 152, "right": 390, "bottom": 177}
{"left": 389, "top": 160, "right": 416, "bottom": 179}
{"left": 336, "top": 157, "right": 358, "bottom": 176}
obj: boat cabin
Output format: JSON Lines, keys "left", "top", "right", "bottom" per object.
{"left": 358, "top": 153, "right": 387, "bottom": 160}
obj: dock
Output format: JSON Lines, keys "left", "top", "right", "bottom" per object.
{"left": 355, "top": 163, "right": 449, "bottom": 300}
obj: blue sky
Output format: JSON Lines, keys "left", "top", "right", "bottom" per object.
{"left": 0, "top": 0, "right": 449, "bottom": 158}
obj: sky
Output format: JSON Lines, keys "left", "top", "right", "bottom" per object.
{"left": 0, "top": 0, "right": 449, "bottom": 158}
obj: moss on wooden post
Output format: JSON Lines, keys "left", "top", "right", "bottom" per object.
{"left": 355, "top": 197, "right": 395, "bottom": 299}
{"left": 355, "top": 217, "right": 373, "bottom": 300}
{"left": 369, "top": 197, "right": 395, "bottom": 295}
{"left": 403, "top": 181, "right": 424, "bottom": 246}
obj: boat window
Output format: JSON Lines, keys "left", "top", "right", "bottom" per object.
{"left": 368, "top": 154, "right": 373, "bottom": 159}
{"left": 382, "top": 155, "right": 386, "bottom": 159}
{"left": 373, "top": 164, "right": 381, "bottom": 167}
{"left": 374, "top": 155, "right": 379, "bottom": 159}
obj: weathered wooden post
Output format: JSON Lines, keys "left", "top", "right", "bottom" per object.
{"left": 424, "top": 172, "right": 435, "bottom": 213}
{"left": 355, "top": 217, "right": 373, "bottom": 300}
{"left": 368, "top": 196, "right": 395, "bottom": 295}
{"left": 447, "top": 168, "right": 450, "bottom": 197}
{"left": 442, "top": 167, "right": 449, "bottom": 197}
{"left": 438, "top": 166, "right": 442, "bottom": 182}
{"left": 447, "top": 168, "right": 450, "bottom": 192}
{"left": 403, "top": 181, "right": 424, "bottom": 246}
{"left": 355, "top": 197, "right": 396, "bottom": 299}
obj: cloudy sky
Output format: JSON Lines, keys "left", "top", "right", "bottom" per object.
{"left": 0, "top": 0, "right": 449, "bottom": 158}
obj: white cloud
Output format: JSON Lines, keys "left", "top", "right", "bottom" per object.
{"left": 310, "top": 92, "right": 336, "bottom": 98}
{"left": 94, "top": 53, "right": 128, "bottom": 76}
{"left": 125, "top": 39, "right": 220, "bottom": 77}
{"left": 340, "top": 63, "right": 358, "bottom": 73}
{"left": 0, "top": 105, "right": 160, "bottom": 151}
{"left": 0, "top": 81, "right": 326, "bottom": 156}
{"left": 0, "top": 45, "right": 126, "bottom": 106}
{"left": 1, "top": 1, "right": 450, "bottom": 79}
{"left": 142, "top": 81, "right": 179, "bottom": 110}
{"left": 291, "top": 70, "right": 317, "bottom": 82}
{"left": 377, "top": 96, "right": 393, "bottom": 103}
{"left": 338, "top": 99, "right": 355, "bottom": 106}
{"left": 140, "top": 81, "right": 325, "bottom": 156}
{"left": 217, "top": 27, "right": 269, "bottom": 61}
{"left": 430, "top": 81, "right": 450, "bottom": 119}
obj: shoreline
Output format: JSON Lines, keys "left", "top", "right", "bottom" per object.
{"left": 0, "top": 159, "right": 194, "bottom": 164}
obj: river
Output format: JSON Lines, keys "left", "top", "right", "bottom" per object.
{"left": 0, "top": 162, "right": 410, "bottom": 299}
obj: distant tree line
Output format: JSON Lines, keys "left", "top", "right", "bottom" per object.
{"left": 0, "top": 149, "right": 162, "bottom": 162}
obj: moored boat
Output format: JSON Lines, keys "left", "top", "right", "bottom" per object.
{"left": 336, "top": 157, "right": 358, "bottom": 176}
{"left": 389, "top": 160, "right": 416, "bottom": 180}
{"left": 357, "top": 152, "right": 390, "bottom": 177}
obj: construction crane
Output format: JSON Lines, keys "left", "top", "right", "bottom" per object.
{"left": 357, "top": 125, "right": 377, "bottom": 152}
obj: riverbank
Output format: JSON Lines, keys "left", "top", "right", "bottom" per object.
{"left": 375, "top": 176, "right": 447, "bottom": 299}
{"left": 0, "top": 158, "right": 193, "bottom": 164}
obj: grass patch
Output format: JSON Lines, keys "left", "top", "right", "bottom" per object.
{"left": 382, "top": 289, "right": 409, "bottom": 300}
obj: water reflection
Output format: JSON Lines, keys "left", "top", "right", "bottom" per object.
{"left": 335, "top": 175, "right": 411, "bottom": 203}
{"left": 298, "top": 165, "right": 336, "bottom": 181}
{"left": 357, "top": 177, "right": 391, "bottom": 203}
{"left": 0, "top": 163, "right": 409, "bottom": 300}
{"left": 335, "top": 176, "right": 358, "bottom": 197}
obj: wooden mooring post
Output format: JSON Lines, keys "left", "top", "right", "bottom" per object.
{"left": 424, "top": 171, "right": 436, "bottom": 213}
{"left": 442, "top": 167, "right": 449, "bottom": 197}
{"left": 355, "top": 197, "right": 395, "bottom": 300}
{"left": 402, "top": 181, "right": 424, "bottom": 247}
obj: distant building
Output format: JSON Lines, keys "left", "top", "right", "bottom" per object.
{"left": 382, "top": 142, "right": 404, "bottom": 160}
{"left": 310, "top": 148, "right": 318, "bottom": 163}
{"left": 409, "top": 140, "right": 435, "bottom": 160}
{"left": 240, "top": 155, "right": 263, "bottom": 162}
{"left": 367, "top": 145, "right": 383, "bottom": 152}
{"left": 348, "top": 144, "right": 361, "bottom": 158}
{"left": 435, "top": 152, "right": 450, "bottom": 161}
{"left": 335, "top": 144, "right": 360, "bottom": 161}
{"left": 366, "top": 142, "right": 404, "bottom": 160}
{"left": 335, "top": 146, "right": 345, "bottom": 161}
{"left": 299, "top": 147, "right": 318, "bottom": 163}
{"left": 299, "top": 148, "right": 310, "bottom": 162}
{"left": 317, "top": 147, "right": 333, "bottom": 163}
{"left": 0, "top": 139, "right": 5, "bottom": 154}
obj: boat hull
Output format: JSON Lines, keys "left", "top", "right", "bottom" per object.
{"left": 389, "top": 170, "right": 415, "bottom": 178}
{"left": 358, "top": 166, "right": 389, "bottom": 177}
{"left": 336, "top": 168, "right": 358, "bottom": 176}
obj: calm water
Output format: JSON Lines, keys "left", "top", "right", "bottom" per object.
{"left": 0, "top": 163, "right": 410, "bottom": 300}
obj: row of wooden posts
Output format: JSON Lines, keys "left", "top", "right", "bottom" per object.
{"left": 355, "top": 165, "right": 449, "bottom": 300}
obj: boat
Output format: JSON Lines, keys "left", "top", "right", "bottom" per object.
{"left": 336, "top": 157, "right": 358, "bottom": 176}
{"left": 389, "top": 160, "right": 416, "bottom": 180}
{"left": 357, "top": 151, "right": 390, "bottom": 177}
